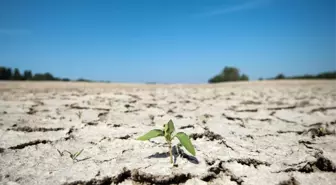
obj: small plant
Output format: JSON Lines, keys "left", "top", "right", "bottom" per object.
{"left": 76, "top": 111, "right": 82, "bottom": 119}
{"left": 137, "top": 120, "right": 196, "bottom": 164}
{"left": 57, "top": 149, "right": 84, "bottom": 162}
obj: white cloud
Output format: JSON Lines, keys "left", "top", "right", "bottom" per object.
{"left": 0, "top": 29, "right": 32, "bottom": 36}
{"left": 195, "top": 0, "right": 272, "bottom": 17}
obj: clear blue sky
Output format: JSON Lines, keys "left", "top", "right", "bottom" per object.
{"left": 0, "top": 0, "right": 335, "bottom": 83}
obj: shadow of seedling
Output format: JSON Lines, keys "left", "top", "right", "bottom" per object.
{"left": 57, "top": 149, "right": 90, "bottom": 162}
{"left": 147, "top": 152, "right": 170, "bottom": 159}
{"left": 173, "top": 144, "right": 199, "bottom": 165}
{"left": 146, "top": 145, "right": 199, "bottom": 165}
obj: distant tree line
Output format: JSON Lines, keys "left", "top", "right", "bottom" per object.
{"left": 208, "top": 66, "right": 249, "bottom": 83}
{"left": 270, "top": 71, "right": 336, "bottom": 80}
{"left": 0, "top": 66, "right": 92, "bottom": 82}
{"left": 209, "top": 66, "right": 336, "bottom": 83}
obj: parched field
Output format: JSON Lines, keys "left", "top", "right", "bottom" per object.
{"left": 0, "top": 81, "right": 336, "bottom": 185}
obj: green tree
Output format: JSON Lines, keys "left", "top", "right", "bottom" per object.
{"left": 32, "top": 73, "right": 55, "bottom": 81}
{"left": 209, "top": 66, "right": 249, "bottom": 83}
{"left": 208, "top": 75, "right": 223, "bottom": 83}
{"left": 5, "top": 68, "right": 12, "bottom": 80}
{"left": 76, "top": 78, "right": 91, "bottom": 82}
{"left": 12, "top": 68, "right": 22, "bottom": 80}
{"left": 0, "top": 67, "right": 6, "bottom": 80}
{"left": 44, "top": 72, "right": 55, "bottom": 80}
{"left": 316, "top": 71, "right": 336, "bottom": 79}
{"left": 275, "top": 73, "right": 285, "bottom": 79}
{"left": 0, "top": 67, "right": 13, "bottom": 80}
{"left": 23, "top": 70, "right": 33, "bottom": 80}
{"left": 240, "top": 74, "right": 249, "bottom": 81}
{"left": 61, "top": 78, "right": 70, "bottom": 81}
{"left": 221, "top": 67, "right": 240, "bottom": 82}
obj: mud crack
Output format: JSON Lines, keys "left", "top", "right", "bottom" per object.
{"left": 63, "top": 168, "right": 131, "bottom": 185}
{"left": 179, "top": 125, "right": 195, "bottom": 129}
{"left": 9, "top": 140, "right": 51, "bottom": 150}
{"left": 64, "top": 168, "right": 193, "bottom": 185}
{"left": 310, "top": 106, "right": 336, "bottom": 113}
{"left": 190, "top": 129, "right": 235, "bottom": 151}
{"left": 273, "top": 154, "right": 336, "bottom": 173}
{"left": 132, "top": 169, "right": 191, "bottom": 184}
{"left": 277, "top": 130, "right": 304, "bottom": 134}
{"left": 8, "top": 126, "right": 65, "bottom": 132}
{"left": 236, "top": 109, "right": 258, "bottom": 112}
{"left": 227, "top": 158, "right": 271, "bottom": 168}
{"left": 267, "top": 105, "right": 296, "bottom": 110}
{"left": 222, "top": 113, "right": 243, "bottom": 122}
{"left": 67, "top": 103, "right": 110, "bottom": 112}
{"left": 202, "top": 161, "right": 244, "bottom": 185}
{"left": 274, "top": 116, "right": 298, "bottom": 124}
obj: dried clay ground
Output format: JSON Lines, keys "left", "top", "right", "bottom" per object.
{"left": 0, "top": 80, "right": 336, "bottom": 185}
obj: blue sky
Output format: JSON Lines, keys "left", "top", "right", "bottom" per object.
{"left": 0, "top": 0, "right": 335, "bottom": 83}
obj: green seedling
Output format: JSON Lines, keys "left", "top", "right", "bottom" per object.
{"left": 137, "top": 120, "right": 196, "bottom": 164}
{"left": 76, "top": 111, "right": 82, "bottom": 119}
{"left": 57, "top": 149, "right": 84, "bottom": 162}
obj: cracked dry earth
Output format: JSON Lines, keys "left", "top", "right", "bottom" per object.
{"left": 0, "top": 81, "right": 336, "bottom": 185}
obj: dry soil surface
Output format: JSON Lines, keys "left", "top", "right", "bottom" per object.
{"left": 0, "top": 81, "right": 336, "bottom": 185}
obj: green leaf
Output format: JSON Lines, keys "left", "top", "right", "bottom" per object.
{"left": 166, "top": 120, "right": 175, "bottom": 135}
{"left": 174, "top": 132, "right": 196, "bottom": 156}
{"left": 137, "top": 129, "right": 164, "bottom": 141}
{"left": 164, "top": 120, "right": 175, "bottom": 141}
{"left": 74, "top": 149, "right": 84, "bottom": 158}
